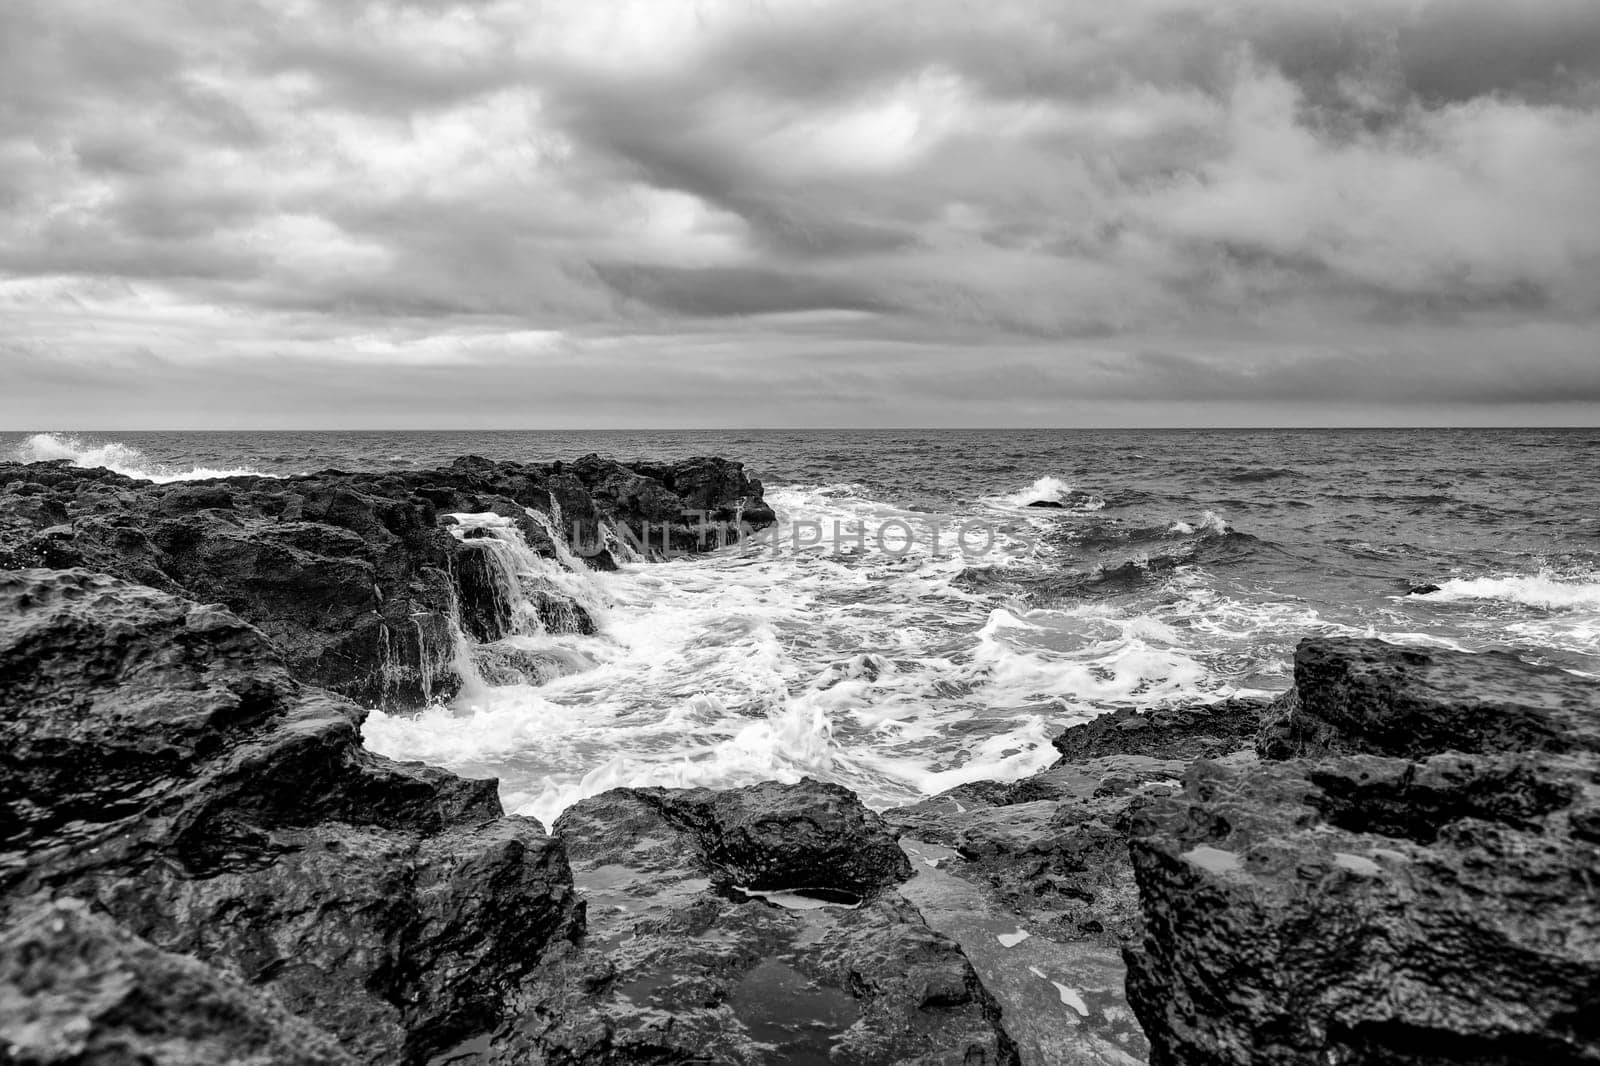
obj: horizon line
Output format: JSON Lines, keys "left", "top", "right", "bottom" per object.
{"left": 5, "top": 425, "right": 1600, "bottom": 434}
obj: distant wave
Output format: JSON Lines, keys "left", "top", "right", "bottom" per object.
{"left": 1417, "top": 571, "right": 1600, "bottom": 611}
{"left": 989, "top": 476, "right": 1104, "bottom": 512}
{"left": 13, "top": 433, "right": 270, "bottom": 483}
{"left": 996, "top": 475, "right": 1072, "bottom": 507}
{"left": 1169, "top": 510, "right": 1231, "bottom": 537}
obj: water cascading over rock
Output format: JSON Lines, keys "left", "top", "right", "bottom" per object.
{"left": 0, "top": 454, "right": 774, "bottom": 709}
{"left": 445, "top": 509, "right": 608, "bottom": 689}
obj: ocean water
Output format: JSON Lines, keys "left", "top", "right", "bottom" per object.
{"left": 8, "top": 428, "right": 1600, "bottom": 827}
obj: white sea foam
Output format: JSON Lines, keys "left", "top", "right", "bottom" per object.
{"left": 362, "top": 481, "right": 1337, "bottom": 830}
{"left": 14, "top": 432, "right": 269, "bottom": 483}
{"left": 1169, "top": 510, "right": 1230, "bottom": 536}
{"left": 366, "top": 481, "right": 1171, "bottom": 827}
{"left": 993, "top": 476, "right": 1071, "bottom": 508}
{"left": 1419, "top": 571, "right": 1600, "bottom": 611}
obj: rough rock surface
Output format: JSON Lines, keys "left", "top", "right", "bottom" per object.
{"left": 1126, "top": 637, "right": 1600, "bottom": 1065}
{"left": 0, "top": 568, "right": 582, "bottom": 1066}
{"left": 0, "top": 454, "right": 770, "bottom": 708}
{"left": 885, "top": 699, "right": 1266, "bottom": 1064}
{"left": 0, "top": 898, "right": 356, "bottom": 1066}
{"left": 481, "top": 779, "right": 1018, "bottom": 1064}
{"left": 1258, "top": 636, "right": 1600, "bottom": 759}
{"left": 889, "top": 699, "right": 1266, "bottom": 946}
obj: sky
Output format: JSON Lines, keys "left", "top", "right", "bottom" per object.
{"left": 2, "top": 0, "right": 1598, "bottom": 429}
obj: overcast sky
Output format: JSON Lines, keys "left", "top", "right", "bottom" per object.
{"left": 3, "top": 0, "right": 1598, "bottom": 428}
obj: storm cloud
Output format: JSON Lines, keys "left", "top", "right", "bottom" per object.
{"left": 2, "top": 0, "right": 1598, "bottom": 427}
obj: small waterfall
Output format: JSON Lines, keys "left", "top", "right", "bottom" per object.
{"left": 524, "top": 504, "right": 587, "bottom": 573}
{"left": 446, "top": 511, "right": 608, "bottom": 638}
{"left": 602, "top": 519, "right": 645, "bottom": 564}
{"left": 375, "top": 608, "right": 483, "bottom": 706}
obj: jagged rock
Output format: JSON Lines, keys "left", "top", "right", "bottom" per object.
{"left": 888, "top": 699, "right": 1265, "bottom": 943}
{"left": 0, "top": 455, "right": 771, "bottom": 708}
{"left": 1054, "top": 699, "right": 1266, "bottom": 764}
{"left": 1125, "top": 751, "right": 1600, "bottom": 1065}
{"left": 1126, "top": 637, "right": 1600, "bottom": 1065}
{"left": 0, "top": 898, "right": 355, "bottom": 1066}
{"left": 484, "top": 778, "right": 1017, "bottom": 1065}
{"left": 1258, "top": 636, "right": 1600, "bottom": 760}
{"left": 879, "top": 703, "right": 1263, "bottom": 1065}
{"left": 0, "top": 569, "right": 583, "bottom": 1066}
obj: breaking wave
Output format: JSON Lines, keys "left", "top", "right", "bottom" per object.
{"left": 1417, "top": 572, "right": 1600, "bottom": 611}
{"left": 14, "top": 433, "right": 269, "bottom": 483}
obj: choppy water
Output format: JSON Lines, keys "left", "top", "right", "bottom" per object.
{"left": 8, "top": 428, "right": 1600, "bottom": 826}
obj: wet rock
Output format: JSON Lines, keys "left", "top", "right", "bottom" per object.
{"left": 1124, "top": 750, "right": 1600, "bottom": 1065}
{"left": 1257, "top": 636, "right": 1600, "bottom": 760}
{"left": 0, "top": 455, "right": 772, "bottom": 708}
{"left": 883, "top": 700, "right": 1267, "bottom": 1063}
{"left": 0, "top": 569, "right": 583, "bottom": 1066}
{"left": 492, "top": 779, "right": 1017, "bottom": 1064}
{"left": 0, "top": 898, "right": 355, "bottom": 1066}
{"left": 1127, "top": 637, "right": 1600, "bottom": 1065}
{"left": 1053, "top": 699, "right": 1266, "bottom": 764}
{"left": 606, "top": 777, "right": 916, "bottom": 894}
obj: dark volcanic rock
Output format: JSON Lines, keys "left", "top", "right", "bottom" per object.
{"left": 595, "top": 777, "right": 916, "bottom": 895}
{"left": 1126, "top": 637, "right": 1600, "bottom": 1066}
{"left": 495, "top": 779, "right": 1017, "bottom": 1065}
{"left": 0, "top": 454, "right": 771, "bottom": 709}
{"left": 0, "top": 569, "right": 582, "bottom": 1066}
{"left": 0, "top": 898, "right": 355, "bottom": 1066}
{"left": 1054, "top": 698, "right": 1266, "bottom": 764}
{"left": 889, "top": 698, "right": 1266, "bottom": 944}
{"left": 1125, "top": 752, "right": 1600, "bottom": 1065}
{"left": 1258, "top": 636, "right": 1600, "bottom": 760}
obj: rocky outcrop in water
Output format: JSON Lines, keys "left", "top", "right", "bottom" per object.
{"left": 1125, "top": 638, "right": 1600, "bottom": 1065}
{"left": 0, "top": 454, "right": 771, "bottom": 709}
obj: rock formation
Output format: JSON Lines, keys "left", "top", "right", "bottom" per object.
{"left": 1124, "top": 638, "right": 1600, "bottom": 1065}
{"left": 0, "top": 455, "right": 771, "bottom": 709}
{"left": 0, "top": 564, "right": 1017, "bottom": 1065}
{"left": 0, "top": 568, "right": 582, "bottom": 1065}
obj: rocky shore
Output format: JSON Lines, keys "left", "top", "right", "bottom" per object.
{"left": 0, "top": 455, "right": 775, "bottom": 709}
{"left": 3, "top": 456, "right": 1597, "bottom": 1065}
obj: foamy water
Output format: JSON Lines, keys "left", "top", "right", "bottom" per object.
{"left": 14, "top": 432, "right": 269, "bottom": 483}
{"left": 10, "top": 429, "right": 1600, "bottom": 825}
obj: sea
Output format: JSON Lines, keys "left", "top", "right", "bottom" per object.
{"left": 8, "top": 428, "right": 1600, "bottom": 828}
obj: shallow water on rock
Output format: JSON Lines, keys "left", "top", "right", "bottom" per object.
{"left": 898, "top": 837, "right": 1149, "bottom": 1066}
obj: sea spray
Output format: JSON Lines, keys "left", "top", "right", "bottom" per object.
{"left": 15, "top": 432, "right": 269, "bottom": 482}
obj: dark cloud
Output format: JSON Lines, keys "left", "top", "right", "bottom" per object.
{"left": 0, "top": 0, "right": 1597, "bottom": 427}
